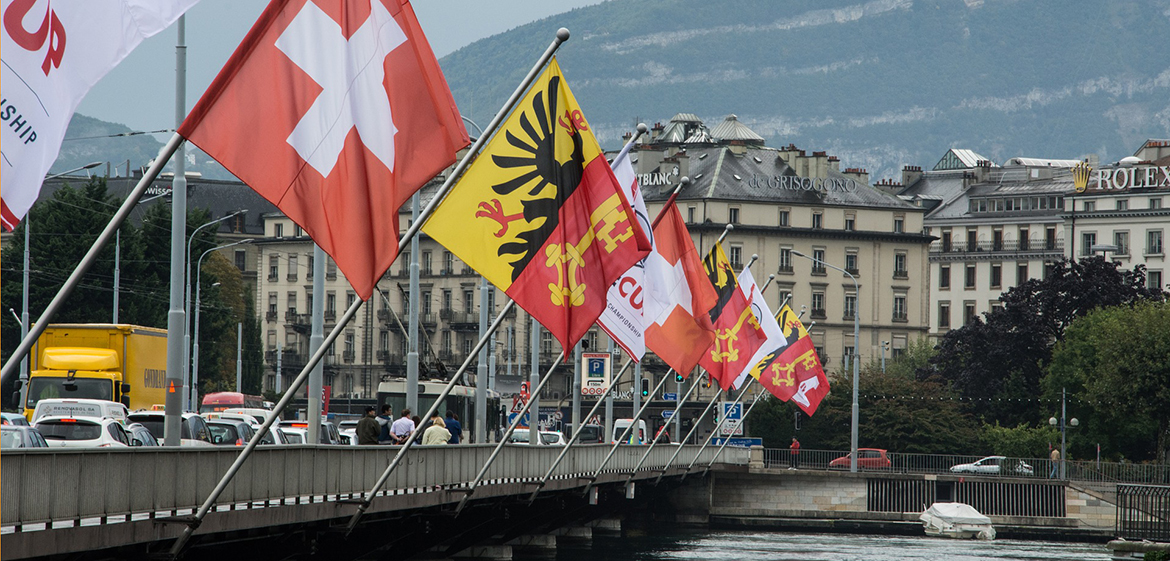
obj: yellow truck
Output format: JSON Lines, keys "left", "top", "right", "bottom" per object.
{"left": 21, "top": 324, "right": 168, "bottom": 421}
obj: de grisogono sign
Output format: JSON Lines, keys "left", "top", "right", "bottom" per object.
{"left": 747, "top": 173, "right": 860, "bottom": 193}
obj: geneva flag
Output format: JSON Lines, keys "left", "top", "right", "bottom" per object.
{"left": 750, "top": 304, "right": 830, "bottom": 415}
{"left": 422, "top": 58, "right": 650, "bottom": 351}
{"left": 179, "top": 0, "right": 468, "bottom": 299}
{"left": 698, "top": 243, "right": 767, "bottom": 390}
{"left": 1, "top": 0, "right": 200, "bottom": 230}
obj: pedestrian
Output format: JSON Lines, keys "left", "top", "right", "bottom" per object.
{"left": 356, "top": 406, "right": 380, "bottom": 445}
{"left": 1049, "top": 448, "right": 1061, "bottom": 478}
{"left": 789, "top": 437, "right": 801, "bottom": 469}
{"left": 445, "top": 411, "right": 463, "bottom": 444}
{"left": 376, "top": 405, "right": 394, "bottom": 444}
{"left": 389, "top": 408, "right": 415, "bottom": 445}
{"left": 411, "top": 415, "right": 424, "bottom": 444}
{"left": 423, "top": 416, "right": 450, "bottom": 445}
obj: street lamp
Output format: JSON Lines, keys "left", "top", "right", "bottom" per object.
{"left": 184, "top": 209, "right": 247, "bottom": 405}
{"left": 880, "top": 341, "right": 890, "bottom": 374}
{"left": 792, "top": 250, "right": 861, "bottom": 473}
{"left": 114, "top": 192, "right": 170, "bottom": 324}
{"left": 192, "top": 239, "right": 252, "bottom": 410}
{"left": 1048, "top": 387, "right": 1079, "bottom": 479}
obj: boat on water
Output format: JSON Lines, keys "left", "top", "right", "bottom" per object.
{"left": 919, "top": 502, "right": 996, "bottom": 540}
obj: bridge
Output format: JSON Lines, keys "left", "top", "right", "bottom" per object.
{"left": 0, "top": 443, "right": 745, "bottom": 560}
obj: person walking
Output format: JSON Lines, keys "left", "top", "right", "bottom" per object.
{"left": 445, "top": 411, "right": 463, "bottom": 444}
{"left": 389, "top": 409, "right": 415, "bottom": 445}
{"left": 1049, "top": 448, "right": 1061, "bottom": 478}
{"left": 356, "top": 406, "right": 380, "bottom": 445}
{"left": 376, "top": 405, "right": 394, "bottom": 444}
{"left": 789, "top": 437, "right": 801, "bottom": 469}
{"left": 423, "top": 416, "right": 451, "bottom": 445}
{"left": 411, "top": 415, "right": 424, "bottom": 444}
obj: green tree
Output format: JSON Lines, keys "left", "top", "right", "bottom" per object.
{"left": 1046, "top": 300, "right": 1170, "bottom": 462}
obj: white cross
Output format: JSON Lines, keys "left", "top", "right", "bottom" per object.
{"left": 275, "top": 0, "right": 406, "bottom": 178}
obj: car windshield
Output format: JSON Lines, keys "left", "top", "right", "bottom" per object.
{"left": 1, "top": 428, "right": 25, "bottom": 448}
{"left": 26, "top": 378, "right": 113, "bottom": 409}
{"left": 208, "top": 424, "right": 240, "bottom": 444}
{"left": 128, "top": 416, "right": 193, "bottom": 440}
{"left": 36, "top": 420, "right": 102, "bottom": 440}
{"left": 540, "top": 433, "right": 561, "bottom": 444}
{"left": 284, "top": 432, "right": 304, "bottom": 444}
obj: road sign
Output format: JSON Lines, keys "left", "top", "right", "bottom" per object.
{"left": 662, "top": 392, "right": 678, "bottom": 401}
{"left": 508, "top": 411, "right": 530, "bottom": 427}
{"left": 581, "top": 352, "right": 611, "bottom": 396}
{"left": 712, "top": 437, "right": 763, "bottom": 448}
{"left": 719, "top": 402, "right": 744, "bottom": 436}
{"left": 662, "top": 410, "right": 674, "bottom": 419}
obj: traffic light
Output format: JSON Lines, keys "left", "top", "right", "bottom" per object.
{"left": 704, "top": 373, "right": 713, "bottom": 388}
{"left": 640, "top": 377, "right": 650, "bottom": 397}
{"left": 674, "top": 372, "right": 684, "bottom": 383}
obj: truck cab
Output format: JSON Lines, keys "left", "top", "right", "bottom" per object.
{"left": 23, "top": 348, "right": 130, "bottom": 420}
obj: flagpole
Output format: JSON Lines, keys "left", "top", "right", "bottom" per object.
{"left": 344, "top": 299, "right": 519, "bottom": 533}
{"left": 0, "top": 133, "right": 184, "bottom": 385}
{"left": 527, "top": 357, "right": 634, "bottom": 503}
{"left": 613, "top": 123, "right": 648, "bottom": 163}
{"left": 650, "top": 177, "right": 690, "bottom": 229}
{"left": 704, "top": 384, "right": 767, "bottom": 471}
{"left": 455, "top": 350, "right": 567, "bottom": 515}
{"left": 681, "top": 377, "right": 756, "bottom": 480}
{"left": 653, "top": 386, "right": 724, "bottom": 485}
{"left": 582, "top": 368, "right": 673, "bottom": 496}
{"left": 624, "top": 254, "right": 761, "bottom": 484}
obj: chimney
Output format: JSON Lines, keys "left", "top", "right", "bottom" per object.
{"left": 828, "top": 155, "right": 840, "bottom": 172}
{"left": 874, "top": 178, "right": 903, "bottom": 195}
{"left": 901, "top": 165, "right": 923, "bottom": 187}
{"left": 973, "top": 159, "right": 992, "bottom": 182}
{"left": 843, "top": 167, "right": 869, "bottom": 185}
{"left": 650, "top": 121, "right": 664, "bottom": 142}
{"left": 811, "top": 151, "right": 829, "bottom": 178}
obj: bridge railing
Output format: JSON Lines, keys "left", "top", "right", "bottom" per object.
{"left": 761, "top": 448, "right": 1170, "bottom": 484}
{"left": 0, "top": 444, "right": 745, "bottom": 531}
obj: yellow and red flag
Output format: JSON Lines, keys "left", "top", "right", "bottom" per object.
{"left": 422, "top": 58, "right": 650, "bottom": 350}
{"left": 750, "top": 304, "right": 831, "bottom": 415}
{"left": 698, "top": 243, "right": 767, "bottom": 390}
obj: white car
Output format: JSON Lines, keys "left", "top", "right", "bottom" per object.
{"left": 508, "top": 430, "right": 567, "bottom": 445}
{"left": 950, "top": 456, "right": 1034, "bottom": 476}
{"left": 36, "top": 416, "right": 132, "bottom": 448}
{"left": 126, "top": 411, "right": 215, "bottom": 447}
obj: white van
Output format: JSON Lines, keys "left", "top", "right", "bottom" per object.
{"left": 224, "top": 407, "right": 275, "bottom": 426}
{"left": 611, "top": 418, "right": 648, "bottom": 444}
{"left": 31, "top": 398, "right": 128, "bottom": 424}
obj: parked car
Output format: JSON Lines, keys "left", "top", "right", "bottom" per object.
{"left": 950, "top": 456, "right": 1034, "bottom": 476}
{"left": 1, "top": 411, "right": 31, "bottom": 426}
{"left": 126, "top": 422, "right": 159, "bottom": 446}
{"left": 564, "top": 423, "right": 604, "bottom": 444}
{"left": 509, "top": 430, "right": 567, "bottom": 445}
{"left": 207, "top": 419, "right": 257, "bottom": 446}
{"left": 31, "top": 398, "right": 128, "bottom": 424}
{"left": 278, "top": 420, "right": 341, "bottom": 444}
{"left": 36, "top": 416, "right": 131, "bottom": 448}
{"left": 1, "top": 425, "right": 49, "bottom": 448}
{"left": 281, "top": 427, "right": 307, "bottom": 444}
{"left": 829, "top": 448, "right": 892, "bottom": 469}
{"left": 126, "top": 411, "right": 215, "bottom": 447}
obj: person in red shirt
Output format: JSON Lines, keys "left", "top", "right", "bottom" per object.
{"left": 789, "top": 437, "right": 801, "bottom": 469}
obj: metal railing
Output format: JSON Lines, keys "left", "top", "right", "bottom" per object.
{"left": 762, "top": 449, "right": 1170, "bottom": 484}
{"left": 931, "top": 239, "right": 1064, "bottom": 255}
{"left": 1116, "top": 484, "right": 1170, "bottom": 541}
{"left": 0, "top": 444, "right": 742, "bottom": 531}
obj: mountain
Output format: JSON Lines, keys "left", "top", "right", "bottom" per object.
{"left": 54, "top": 114, "right": 238, "bottom": 181}
{"left": 439, "top": 0, "right": 1170, "bottom": 180}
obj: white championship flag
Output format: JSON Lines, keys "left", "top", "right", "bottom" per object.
{"left": 596, "top": 143, "right": 651, "bottom": 359}
{"left": 1, "top": 0, "right": 200, "bottom": 230}
{"left": 731, "top": 267, "right": 787, "bottom": 390}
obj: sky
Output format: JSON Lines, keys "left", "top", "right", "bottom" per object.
{"left": 75, "top": 0, "right": 606, "bottom": 135}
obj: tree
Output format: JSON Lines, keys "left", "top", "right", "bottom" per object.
{"left": 1046, "top": 300, "right": 1170, "bottom": 462}
{"left": 931, "top": 257, "right": 1164, "bottom": 427}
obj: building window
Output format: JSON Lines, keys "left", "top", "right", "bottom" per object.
{"left": 777, "top": 289, "right": 792, "bottom": 309}
{"left": 729, "top": 245, "right": 743, "bottom": 269}
{"left": 268, "top": 255, "right": 279, "bottom": 281}
{"left": 893, "top": 294, "right": 907, "bottom": 322}
{"left": 894, "top": 216, "right": 904, "bottom": 233}
{"left": 442, "top": 330, "right": 452, "bottom": 353}
{"left": 326, "top": 258, "right": 337, "bottom": 280}
{"left": 812, "top": 212, "right": 823, "bottom": 229}
{"left": 992, "top": 228, "right": 1003, "bottom": 251}
{"left": 1016, "top": 262, "right": 1028, "bottom": 286}
{"left": 287, "top": 254, "right": 298, "bottom": 281}
{"left": 326, "top": 291, "right": 336, "bottom": 313}
{"left": 966, "top": 228, "right": 977, "bottom": 251}
{"left": 811, "top": 291, "right": 826, "bottom": 318}
{"left": 422, "top": 290, "right": 432, "bottom": 315}
{"left": 1083, "top": 201, "right": 1096, "bottom": 212}
{"left": 1116, "top": 199, "right": 1128, "bottom": 211}
{"left": 287, "top": 292, "right": 298, "bottom": 316}
{"left": 463, "top": 337, "right": 474, "bottom": 356}
{"left": 778, "top": 209, "right": 790, "bottom": 227}
{"left": 444, "top": 251, "right": 454, "bottom": 274}
{"left": 941, "top": 230, "right": 952, "bottom": 252}
{"left": 939, "top": 265, "right": 950, "bottom": 289}
{"left": 844, "top": 214, "right": 856, "bottom": 231}
{"left": 347, "top": 291, "right": 356, "bottom": 308}
{"left": 540, "top": 331, "right": 554, "bottom": 355}
{"left": 893, "top": 253, "right": 907, "bottom": 278}
{"left": 421, "top": 251, "right": 432, "bottom": 275}
{"left": 965, "top": 265, "right": 976, "bottom": 289}
{"left": 728, "top": 207, "right": 740, "bottom": 224}
{"left": 235, "top": 249, "right": 247, "bottom": 271}
{"left": 779, "top": 247, "right": 793, "bottom": 273}
{"left": 1114, "top": 231, "right": 1129, "bottom": 256}
{"left": 379, "top": 330, "right": 389, "bottom": 352}
{"left": 1046, "top": 227, "right": 1057, "bottom": 250}
{"left": 1150, "top": 270, "right": 1164, "bottom": 291}
{"left": 344, "top": 332, "right": 355, "bottom": 361}
{"left": 845, "top": 252, "right": 858, "bottom": 275}
{"left": 1044, "top": 262, "right": 1055, "bottom": 280}
{"left": 990, "top": 263, "right": 1002, "bottom": 289}
{"left": 463, "top": 290, "right": 474, "bottom": 312}
{"left": 1148, "top": 230, "right": 1164, "bottom": 255}
{"left": 687, "top": 206, "right": 696, "bottom": 223}
{"left": 1081, "top": 232, "right": 1096, "bottom": 256}
{"left": 267, "top": 330, "right": 276, "bottom": 350}
{"left": 1150, "top": 197, "right": 1162, "bottom": 210}
{"left": 811, "top": 249, "right": 826, "bottom": 275}
{"left": 294, "top": 225, "right": 303, "bottom": 237}
{"left": 964, "top": 302, "right": 976, "bottom": 325}
{"left": 268, "top": 293, "right": 277, "bottom": 314}
{"left": 938, "top": 302, "right": 951, "bottom": 329}
{"left": 844, "top": 292, "right": 857, "bottom": 320}
{"left": 442, "top": 289, "right": 452, "bottom": 312}
{"left": 274, "top": 223, "right": 284, "bottom": 238}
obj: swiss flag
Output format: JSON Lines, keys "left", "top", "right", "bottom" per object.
{"left": 179, "top": 0, "right": 468, "bottom": 299}
{"left": 643, "top": 204, "right": 717, "bottom": 377}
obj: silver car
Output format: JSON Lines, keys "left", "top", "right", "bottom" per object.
{"left": 950, "top": 456, "right": 1034, "bottom": 476}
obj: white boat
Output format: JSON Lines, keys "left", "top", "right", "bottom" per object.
{"left": 919, "top": 502, "right": 996, "bottom": 540}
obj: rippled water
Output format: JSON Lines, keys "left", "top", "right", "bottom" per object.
{"left": 552, "top": 530, "right": 1112, "bottom": 561}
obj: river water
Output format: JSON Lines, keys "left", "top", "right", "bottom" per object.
{"left": 550, "top": 530, "right": 1112, "bottom": 561}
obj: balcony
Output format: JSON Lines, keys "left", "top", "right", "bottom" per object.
{"left": 377, "top": 309, "right": 391, "bottom": 322}
{"left": 439, "top": 308, "right": 454, "bottom": 321}
{"left": 811, "top": 266, "right": 826, "bottom": 276}
{"left": 287, "top": 273, "right": 298, "bottom": 282}
{"left": 265, "top": 311, "right": 278, "bottom": 322}
{"left": 931, "top": 239, "right": 1064, "bottom": 258}
{"left": 285, "top": 310, "right": 302, "bottom": 323}
{"left": 342, "top": 350, "right": 355, "bottom": 363}
{"left": 893, "top": 269, "right": 908, "bottom": 280}
{"left": 810, "top": 308, "right": 827, "bottom": 319}
{"left": 777, "top": 265, "right": 793, "bottom": 274}
{"left": 324, "top": 310, "right": 336, "bottom": 322}
{"left": 447, "top": 311, "right": 479, "bottom": 331}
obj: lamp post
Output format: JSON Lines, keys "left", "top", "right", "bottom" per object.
{"left": 792, "top": 250, "right": 861, "bottom": 473}
{"left": 192, "top": 239, "right": 252, "bottom": 410}
{"left": 184, "top": 209, "right": 247, "bottom": 406}
{"left": 1048, "top": 387, "right": 1079, "bottom": 479}
{"left": 880, "top": 341, "right": 889, "bottom": 374}
{"left": 114, "top": 192, "right": 169, "bottom": 324}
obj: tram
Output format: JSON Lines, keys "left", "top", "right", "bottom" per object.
{"left": 375, "top": 378, "right": 503, "bottom": 440}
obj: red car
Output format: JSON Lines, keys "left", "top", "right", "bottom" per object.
{"left": 829, "top": 448, "right": 891, "bottom": 469}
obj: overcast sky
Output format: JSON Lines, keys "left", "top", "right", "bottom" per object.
{"left": 75, "top": 0, "right": 606, "bottom": 134}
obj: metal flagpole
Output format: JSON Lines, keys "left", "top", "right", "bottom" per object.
{"left": 169, "top": 27, "right": 572, "bottom": 557}
{"left": 0, "top": 132, "right": 184, "bottom": 386}
{"left": 455, "top": 350, "right": 566, "bottom": 515}
{"left": 528, "top": 358, "right": 634, "bottom": 502}
{"left": 653, "top": 387, "right": 724, "bottom": 486}
{"left": 682, "top": 377, "right": 755, "bottom": 480}
{"left": 624, "top": 368, "right": 702, "bottom": 487}
{"left": 406, "top": 193, "right": 421, "bottom": 413}
{"left": 476, "top": 276, "right": 489, "bottom": 443}
{"left": 344, "top": 299, "right": 518, "bottom": 532}
{"left": 308, "top": 244, "right": 326, "bottom": 445}
{"left": 165, "top": 15, "right": 188, "bottom": 441}
{"left": 582, "top": 370, "right": 672, "bottom": 496}
{"left": 705, "top": 385, "right": 767, "bottom": 472}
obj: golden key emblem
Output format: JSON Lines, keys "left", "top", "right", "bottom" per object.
{"left": 545, "top": 194, "right": 634, "bottom": 308}
{"left": 709, "top": 306, "right": 762, "bottom": 363}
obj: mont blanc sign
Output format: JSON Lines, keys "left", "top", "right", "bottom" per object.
{"left": 748, "top": 173, "right": 860, "bottom": 193}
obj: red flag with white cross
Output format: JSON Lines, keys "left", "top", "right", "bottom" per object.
{"left": 179, "top": 0, "right": 468, "bottom": 299}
